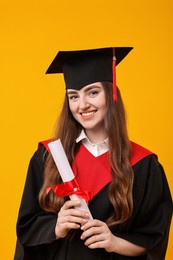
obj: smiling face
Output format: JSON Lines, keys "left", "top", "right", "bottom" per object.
{"left": 67, "top": 82, "right": 107, "bottom": 141}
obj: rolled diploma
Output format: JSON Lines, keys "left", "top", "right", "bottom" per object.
{"left": 48, "top": 139, "right": 93, "bottom": 220}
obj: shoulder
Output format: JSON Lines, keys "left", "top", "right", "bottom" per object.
{"left": 28, "top": 142, "right": 48, "bottom": 176}
{"left": 130, "top": 142, "right": 162, "bottom": 185}
{"left": 38, "top": 138, "right": 54, "bottom": 152}
{"left": 130, "top": 141, "right": 157, "bottom": 166}
{"left": 132, "top": 150, "right": 165, "bottom": 192}
{"left": 29, "top": 138, "right": 55, "bottom": 171}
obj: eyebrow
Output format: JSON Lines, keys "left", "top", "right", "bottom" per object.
{"left": 67, "top": 90, "right": 78, "bottom": 95}
{"left": 67, "top": 85, "right": 101, "bottom": 95}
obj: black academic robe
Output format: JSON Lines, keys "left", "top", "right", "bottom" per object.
{"left": 14, "top": 144, "right": 173, "bottom": 260}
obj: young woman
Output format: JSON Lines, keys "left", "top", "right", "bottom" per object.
{"left": 15, "top": 47, "right": 172, "bottom": 260}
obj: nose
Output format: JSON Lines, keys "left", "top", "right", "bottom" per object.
{"left": 78, "top": 96, "right": 90, "bottom": 110}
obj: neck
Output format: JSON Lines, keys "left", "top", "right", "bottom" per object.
{"left": 85, "top": 129, "right": 107, "bottom": 144}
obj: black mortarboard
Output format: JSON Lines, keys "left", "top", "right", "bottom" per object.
{"left": 46, "top": 47, "right": 133, "bottom": 101}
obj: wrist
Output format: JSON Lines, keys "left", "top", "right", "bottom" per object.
{"left": 106, "top": 234, "right": 117, "bottom": 253}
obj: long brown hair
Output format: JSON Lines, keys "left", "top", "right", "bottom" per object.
{"left": 39, "top": 82, "right": 134, "bottom": 226}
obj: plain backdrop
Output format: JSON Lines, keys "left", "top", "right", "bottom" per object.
{"left": 0, "top": 0, "right": 172, "bottom": 259}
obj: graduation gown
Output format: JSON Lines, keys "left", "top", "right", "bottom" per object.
{"left": 14, "top": 142, "right": 173, "bottom": 260}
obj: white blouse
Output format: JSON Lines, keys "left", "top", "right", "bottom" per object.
{"left": 76, "top": 129, "right": 109, "bottom": 157}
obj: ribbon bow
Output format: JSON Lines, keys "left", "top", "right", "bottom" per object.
{"left": 47, "top": 178, "right": 93, "bottom": 203}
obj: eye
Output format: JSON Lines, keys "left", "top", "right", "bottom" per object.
{"left": 68, "top": 95, "right": 79, "bottom": 101}
{"left": 89, "top": 90, "right": 99, "bottom": 97}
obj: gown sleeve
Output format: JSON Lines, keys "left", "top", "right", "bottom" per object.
{"left": 15, "top": 145, "right": 59, "bottom": 259}
{"left": 113, "top": 155, "right": 173, "bottom": 259}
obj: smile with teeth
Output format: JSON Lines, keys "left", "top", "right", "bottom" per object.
{"left": 81, "top": 111, "right": 96, "bottom": 117}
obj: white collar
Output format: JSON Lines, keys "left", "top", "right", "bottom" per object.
{"left": 76, "top": 129, "right": 109, "bottom": 146}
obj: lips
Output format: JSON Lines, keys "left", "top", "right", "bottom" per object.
{"left": 80, "top": 111, "right": 96, "bottom": 118}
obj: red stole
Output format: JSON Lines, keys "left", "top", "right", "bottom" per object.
{"left": 72, "top": 145, "right": 111, "bottom": 198}
{"left": 71, "top": 143, "right": 155, "bottom": 198}
{"left": 39, "top": 140, "right": 155, "bottom": 199}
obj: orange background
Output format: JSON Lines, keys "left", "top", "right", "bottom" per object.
{"left": 0, "top": 0, "right": 172, "bottom": 259}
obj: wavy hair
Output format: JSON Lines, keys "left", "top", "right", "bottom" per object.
{"left": 39, "top": 82, "right": 134, "bottom": 226}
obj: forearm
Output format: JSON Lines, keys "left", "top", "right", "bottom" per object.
{"left": 109, "top": 234, "right": 147, "bottom": 256}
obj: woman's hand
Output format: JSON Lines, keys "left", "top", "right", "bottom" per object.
{"left": 80, "top": 219, "right": 147, "bottom": 256}
{"left": 80, "top": 219, "right": 114, "bottom": 252}
{"left": 55, "top": 200, "right": 89, "bottom": 239}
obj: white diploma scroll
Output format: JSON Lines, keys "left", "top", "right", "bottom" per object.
{"left": 48, "top": 139, "right": 93, "bottom": 221}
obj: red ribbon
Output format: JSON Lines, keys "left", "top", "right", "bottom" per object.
{"left": 47, "top": 178, "right": 93, "bottom": 203}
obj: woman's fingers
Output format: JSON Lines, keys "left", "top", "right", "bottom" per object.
{"left": 80, "top": 219, "right": 113, "bottom": 250}
{"left": 55, "top": 200, "right": 90, "bottom": 239}
{"left": 58, "top": 214, "right": 89, "bottom": 226}
{"left": 81, "top": 220, "right": 103, "bottom": 239}
{"left": 58, "top": 201, "right": 90, "bottom": 225}
{"left": 61, "top": 200, "right": 81, "bottom": 210}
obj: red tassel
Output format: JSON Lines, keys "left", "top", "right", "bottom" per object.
{"left": 112, "top": 47, "right": 117, "bottom": 101}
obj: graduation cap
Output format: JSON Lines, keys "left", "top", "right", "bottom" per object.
{"left": 46, "top": 47, "right": 133, "bottom": 101}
